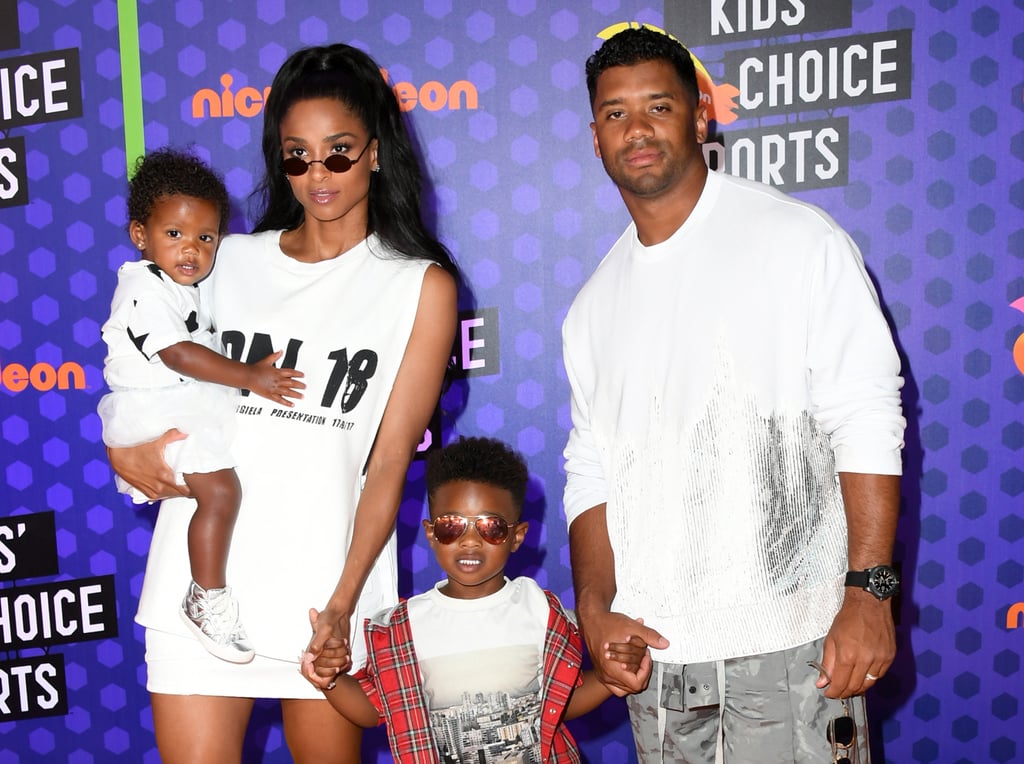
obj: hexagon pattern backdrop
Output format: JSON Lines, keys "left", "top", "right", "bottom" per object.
{"left": 1, "top": 0, "right": 1022, "bottom": 761}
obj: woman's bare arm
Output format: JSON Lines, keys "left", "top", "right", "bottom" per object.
{"left": 304, "top": 265, "right": 457, "bottom": 685}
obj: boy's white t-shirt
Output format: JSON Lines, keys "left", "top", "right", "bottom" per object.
{"left": 405, "top": 576, "right": 549, "bottom": 760}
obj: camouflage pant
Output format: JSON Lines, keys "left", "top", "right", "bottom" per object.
{"left": 626, "top": 638, "right": 871, "bottom": 763}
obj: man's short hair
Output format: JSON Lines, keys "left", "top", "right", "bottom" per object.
{"left": 426, "top": 437, "right": 529, "bottom": 514}
{"left": 586, "top": 26, "right": 700, "bottom": 109}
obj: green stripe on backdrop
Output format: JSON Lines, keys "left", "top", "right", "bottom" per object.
{"left": 117, "top": 0, "right": 144, "bottom": 176}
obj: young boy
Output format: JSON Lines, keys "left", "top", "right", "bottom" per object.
{"left": 308, "top": 437, "right": 650, "bottom": 763}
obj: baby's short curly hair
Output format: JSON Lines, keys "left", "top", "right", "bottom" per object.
{"left": 127, "top": 147, "right": 230, "bottom": 232}
{"left": 426, "top": 437, "right": 529, "bottom": 516}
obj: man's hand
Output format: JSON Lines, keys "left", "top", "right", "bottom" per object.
{"left": 604, "top": 629, "right": 655, "bottom": 692}
{"left": 581, "top": 610, "right": 668, "bottom": 696}
{"left": 816, "top": 589, "right": 896, "bottom": 698}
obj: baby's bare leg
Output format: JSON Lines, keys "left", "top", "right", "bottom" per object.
{"left": 182, "top": 469, "right": 242, "bottom": 589}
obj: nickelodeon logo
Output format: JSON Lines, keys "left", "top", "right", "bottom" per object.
{"left": 0, "top": 358, "right": 86, "bottom": 392}
{"left": 1008, "top": 603, "right": 1024, "bottom": 629}
{"left": 192, "top": 70, "right": 478, "bottom": 119}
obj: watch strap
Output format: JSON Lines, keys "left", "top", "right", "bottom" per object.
{"left": 844, "top": 570, "right": 870, "bottom": 588}
{"left": 845, "top": 565, "right": 900, "bottom": 600}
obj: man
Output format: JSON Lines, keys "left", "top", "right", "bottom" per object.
{"left": 562, "top": 26, "right": 905, "bottom": 762}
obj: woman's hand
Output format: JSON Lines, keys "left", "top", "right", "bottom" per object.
{"left": 301, "top": 607, "right": 353, "bottom": 689}
{"left": 106, "top": 429, "right": 192, "bottom": 501}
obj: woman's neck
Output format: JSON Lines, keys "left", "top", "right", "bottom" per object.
{"left": 280, "top": 215, "right": 371, "bottom": 263}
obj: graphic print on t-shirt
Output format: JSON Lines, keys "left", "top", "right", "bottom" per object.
{"left": 218, "top": 328, "right": 380, "bottom": 428}
{"left": 420, "top": 644, "right": 542, "bottom": 763}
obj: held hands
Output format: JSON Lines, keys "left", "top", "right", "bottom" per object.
{"left": 815, "top": 589, "right": 896, "bottom": 699}
{"left": 603, "top": 630, "right": 654, "bottom": 692}
{"left": 582, "top": 610, "right": 668, "bottom": 697}
{"left": 300, "top": 607, "right": 352, "bottom": 690}
{"left": 246, "top": 351, "right": 306, "bottom": 407}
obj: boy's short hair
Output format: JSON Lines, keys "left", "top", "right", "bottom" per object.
{"left": 127, "top": 147, "right": 230, "bottom": 233}
{"left": 426, "top": 437, "right": 529, "bottom": 514}
{"left": 585, "top": 26, "right": 700, "bottom": 109}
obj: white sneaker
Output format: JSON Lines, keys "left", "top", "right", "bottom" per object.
{"left": 180, "top": 581, "right": 255, "bottom": 664}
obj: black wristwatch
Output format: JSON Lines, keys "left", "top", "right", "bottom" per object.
{"left": 845, "top": 565, "right": 900, "bottom": 601}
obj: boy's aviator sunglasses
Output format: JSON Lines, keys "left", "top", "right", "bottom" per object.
{"left": 429, "top": 514, "right": 513, "bottom": 545}
{"left": 281, "top": 138, "right": 373, "bottom": 176}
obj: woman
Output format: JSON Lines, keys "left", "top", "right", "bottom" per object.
{"left": 108, "top": 44, "right": 458, "bottom": 762}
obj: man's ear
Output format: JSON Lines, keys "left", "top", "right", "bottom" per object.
{"left": 694, "top": 100, "right": 709, "bottom": 144}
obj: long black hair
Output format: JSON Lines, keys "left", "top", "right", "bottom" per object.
{"left": 251, "top": 44, "right": 456, "bottom": 275}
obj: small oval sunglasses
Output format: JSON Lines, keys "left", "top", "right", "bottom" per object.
{"left": 282, "top": 138, "right": 373, "bottom": 176}
{"left": 428, "top": 514, "right": 514, "bottom": 545}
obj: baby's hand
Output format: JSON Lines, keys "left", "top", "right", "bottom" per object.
{"left": 247, "top": 351, "right": 305, "bottom": 406}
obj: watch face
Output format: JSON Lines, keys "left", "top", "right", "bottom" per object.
{"left": 869, "top": 567, "right": 900, "bottom": 598}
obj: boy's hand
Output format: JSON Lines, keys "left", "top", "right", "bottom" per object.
{"left": 602, "top": 622, "right": 654, "bottom": 693}
{"left": 245, "top": 351, "right": 306, "bottom": 407}
{"left": 604, "top": 633, "right": 650, "bottom": 674}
